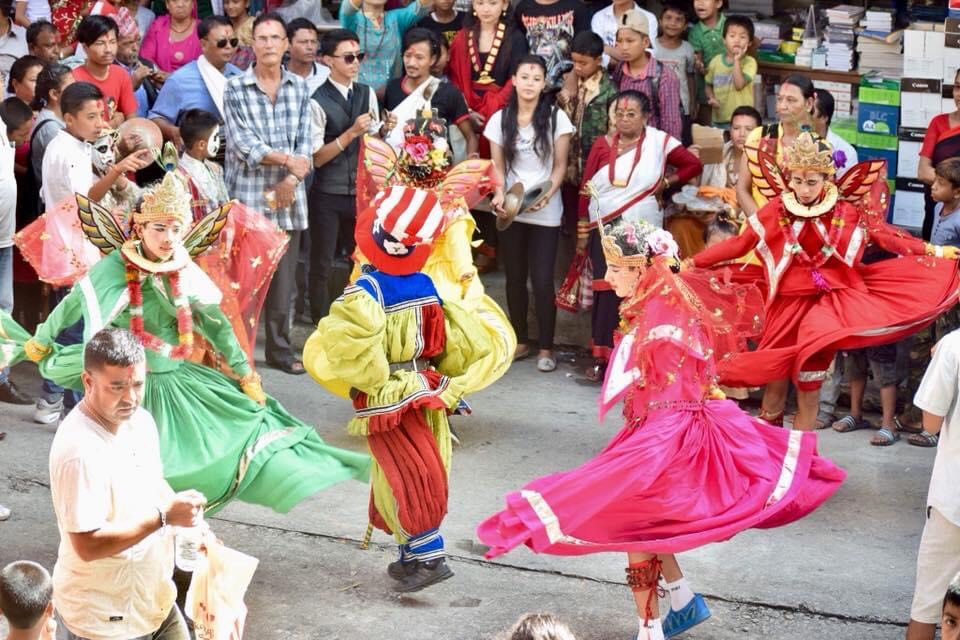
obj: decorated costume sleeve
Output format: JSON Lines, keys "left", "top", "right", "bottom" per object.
{"left": 303, "top": 289, "right": 390, "bottom": 396}
{"left": 192, "top": 302, "right": 253, "bottom": 379}
{"left": 435, "top": 300, "right": 492, "bottom": 378}
{"left": 692, "top": 221, "right": 759, "bottom": 268}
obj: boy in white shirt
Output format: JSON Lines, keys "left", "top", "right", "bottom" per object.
{"left": 906, "top": 329, "right": 960, "bottom": 640}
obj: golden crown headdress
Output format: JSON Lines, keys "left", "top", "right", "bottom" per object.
{"left": 783, "top": 131, "right": 836, "bottom": 176}
{"left": 132, "top": 171, "right": 191, "bottom": 225}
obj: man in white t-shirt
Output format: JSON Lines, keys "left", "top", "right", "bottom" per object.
{"left": 906, "top": 329, "right": 960, "bottom": 640}
{"left": 813, "top": 89, "right": 858, "bottom": 178}
{"left": 48, "top": 328, "right": 206, "bottom": 640}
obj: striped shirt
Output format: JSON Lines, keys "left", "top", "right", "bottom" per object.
{"left": 224, "top": 66, "right": 312, "bottom": 231}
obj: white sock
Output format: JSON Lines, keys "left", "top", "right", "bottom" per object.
{"left": 664, "top": 576, "right": 694, "bottom": 611}
{"left": 637, "top": 617, "right": 664, "bottom": 640}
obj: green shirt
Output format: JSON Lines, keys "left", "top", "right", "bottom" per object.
{"left": 705, "top": 54, "right": 757, "bottom": 124}
{"left": 689, "top": 13, "right": 727, "bottom": 102}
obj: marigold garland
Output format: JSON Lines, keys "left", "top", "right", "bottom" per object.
{"left": 124, "top": 257, "right": 194, "bottom": 359}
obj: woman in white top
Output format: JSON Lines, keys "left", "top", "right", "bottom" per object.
{"left": 485, "top": 55, "right": 573, "bottom": 372}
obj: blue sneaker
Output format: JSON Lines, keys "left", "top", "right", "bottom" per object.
{"left": 662, "top": 593, "right": 711, "bottom": 638}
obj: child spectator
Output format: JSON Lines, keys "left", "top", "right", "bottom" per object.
{"left": 514, "top": 0, "right": 591, "bottom": 91}
{"left": 30, "top": 64, "right": 75, "bottom": 199}
{"left": 905, "top": 330, "right": 960, "bottom": 640}
{"left": 339, "top": 0, "right": 429, "bottom": 95}
{"left": 941, "top": 573, "right": 960, "bottom": 640}
{"left": 703, "top": 214, "right": 738, "bottom": 248}
{"left": 698, "top": 104, "right": 760, "bottom": 189}
{"left": 929, "top": 158, "right": 960, "bottom": 249}
{"left": 0, "top": 98, "right": 32, "bottom": 407}
{"left": 590, "top": 0, "right": 657, "bottom": 68}
{"left": 560, "top": 31, "right": 617, "bottom": 191}
{"left": 0, "top": 560, "right": 54, "bottom": 640}
{"left": 611, "top": 9, "right": 682, "bottom": 141}
{"left": 689, "top": 0, "right": 725, "bottom": 125}
{"left": 704, "top": 15, "right": 755, "bottom": 128}
{"left": 655, "top": 2, "right": 695, "bottom": 140}
{"left": 416, "top": 0, "right": 463, "bottom": 45}
{"left": 505, "top": 613, "right": 577, "bottom": 640}
{"left": 831, "top": 343, "right": 902, "bottom": 445}
{"left": 40, "top": 82, "right": 152, "bottom": 210}
{"left": 177, "top": 108, "right": 229, "bottom": 220}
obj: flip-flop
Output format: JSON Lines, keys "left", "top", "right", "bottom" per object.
{"left": 267, "top": 359, "right": 307, "bottom": 375}
{"left": 894, "top": 416, "right": 923, "bottom": 434}
{"left": 870, "top": 427, "right": 900, "bottom": 446}
{"left": 832, "top": 416, "right": 874, "bottom": 433}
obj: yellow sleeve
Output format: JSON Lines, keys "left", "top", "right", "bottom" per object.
{"left": 303, "top": 289, "right": 390, "bottom": 398}
{"left": 435, "top": 300, "right": 492, "bottom": 380}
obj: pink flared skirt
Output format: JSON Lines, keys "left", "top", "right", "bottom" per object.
{"left": 477, "top": 400, "right": 846, "bottom": 558}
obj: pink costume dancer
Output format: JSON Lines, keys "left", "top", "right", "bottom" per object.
{"left": 477, "top": 218, "right": 847, "bottom": 640}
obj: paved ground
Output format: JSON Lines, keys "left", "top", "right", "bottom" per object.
{"left": 0, "top": 286, "right": 933, "bottom": 639}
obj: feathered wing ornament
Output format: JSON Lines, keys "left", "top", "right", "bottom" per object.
{"left": 835, "top": 159, "right": 886, "bottom": 203}
{"left": 744, "top": 143, "right": 788, "bottom": 201}
{"left": 76, "top": 194, "right": 128, "bottom": 254}
{"left": 437, "top": 159, "right": 499, "bottom": 215}
{"left": 356, "top": 135, "right": 399, "bottom": 213}
{"left": 182, "top": 202, "right": 232, "bottom": 257}
{"left": 155, "top": 140, "right": 180, "bottom": 172}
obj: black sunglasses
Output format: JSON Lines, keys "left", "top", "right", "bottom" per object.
{"left": 215, "top": 37, "right": 240, "bottom": 48}
{"left": 330, "top": 52, "right": 366, "bottom": 64}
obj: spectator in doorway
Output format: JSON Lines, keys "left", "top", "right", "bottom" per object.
{"left": 224, "top": 12, "right": 312, "bottom": 374}
{"left": 48, "top": 328, "right": 206, "bottom": 640}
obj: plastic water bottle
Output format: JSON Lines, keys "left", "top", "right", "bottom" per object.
{"left": 175, "top": 510, "right": 206, "bottom": 572}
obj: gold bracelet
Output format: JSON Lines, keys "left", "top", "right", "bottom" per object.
{"left": 239, "top": 372, "right": 261, "bottom": 387}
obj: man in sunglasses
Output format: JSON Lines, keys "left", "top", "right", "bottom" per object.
{"left": 307, "top": 28, "right": 382, "bottom": 323}
{"left": 148, "top": 14, "right": 241, "bottom": 149}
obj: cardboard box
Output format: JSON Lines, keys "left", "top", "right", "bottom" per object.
{"left": 897, "top": 135, "right": 923, "bottom": 178}
{"left": 900, "top": 77, "right": 942, "bottom": 93}
{"left": 691, "top": 125, "right": 724, "bottom": 164}
{"left": 927, "top": 30, "right": 946, "bottom": 60}
{"left": 859, "top": 84, "right": 900, "bottom": 106}
{"left": 859, "top": 131, "right": 899, "bottom": 150}
{"left": 944, "top": 48, "right": 960, "bottom": 80}
{"left": 858, "top": 103, "right": 900, "bottom": 134}
{"left": 904, "top": 58, "right": 942, "bottom": 79}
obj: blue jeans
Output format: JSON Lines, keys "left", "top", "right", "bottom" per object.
{"left": 0, "top": 246, "right": 11, "bottom": 384}
{"left": 56, "top": 606, "right": 189, "bottom": 640}
{"left": 41, "top": 286, "right": 83, "bottom": 408}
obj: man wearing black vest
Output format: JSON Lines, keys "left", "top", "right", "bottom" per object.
{"left": 309, "top": 29, "right": 382, "bottom": 322}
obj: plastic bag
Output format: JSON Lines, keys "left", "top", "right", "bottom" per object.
{"left": 556, "top": 251, "right": 593, "bottom": 312}
{"left": 185, "top": 531, "right": 259, "bottom": 640}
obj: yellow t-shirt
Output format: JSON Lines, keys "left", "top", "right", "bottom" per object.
{"left": 705, "top": 54, "right": 757, "bottom": 124}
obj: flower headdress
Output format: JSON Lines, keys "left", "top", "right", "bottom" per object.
{"left": 395, "top": 107, "right": 452, "bottom": 189}
{"left": 783, "top": 131, "right": 835, "bottom": 176}
{"left": 586, "top": 183, "right": 680, "bottom": 268}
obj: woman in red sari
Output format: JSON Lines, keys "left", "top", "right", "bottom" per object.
{"left": 693, "top": 132, "right": 960, "bottom": 431}
{"left": 448, "top": 0, "right": 527, "bottom": 267}
{"left": 918, "top": 68, "right": 960, "bottom": 238}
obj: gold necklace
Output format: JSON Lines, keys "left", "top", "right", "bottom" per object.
{"left": 469, "top": 22, "right": 505, "bottom": 85}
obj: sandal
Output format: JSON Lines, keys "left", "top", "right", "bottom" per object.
{"left": 537, "top": 356, "right": 557, "bottom": 372}
{"left": 513, "top": 345, "right": 532, "bottom": 361}
{"left": 266, "top": 358, "right": 307, "bottom": 375}
{"left": 894, "top": 416, "right": 923, "bottom": 435}
{"left": 907, "top": 431, "right": 940, "bottom": 447}
{"left": 832, "top": 415, "right": 874, "bottom": 433}
{"left": 870, "top": 427, "right": 900, "bottom": 446}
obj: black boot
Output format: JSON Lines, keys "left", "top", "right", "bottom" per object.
{"left": 392, "top": 558, "right": 454, "bottom": 593}
{"left": 387, "top": 558, "right": 417, "bottom": 580}
{"left": 0, "top": 379, "right": 32, "bottom": 405}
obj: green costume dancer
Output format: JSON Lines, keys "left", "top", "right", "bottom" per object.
{"left": 0, "top": 173, "right": 370, "bottom": 513}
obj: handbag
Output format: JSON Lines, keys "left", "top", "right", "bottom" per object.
{"left": 556, "top": 251, "right": 593, "bottom": 312}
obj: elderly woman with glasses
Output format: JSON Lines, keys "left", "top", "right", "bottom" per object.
{"left": 141, "top": 0, "right": 202, "bottom": 73}
{"left": 574, "top": 89, "right": 702, "bottom": 382}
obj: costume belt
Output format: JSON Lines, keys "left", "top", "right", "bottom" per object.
{"left": 388, "top": 357, "right": 432, "bottom": 373}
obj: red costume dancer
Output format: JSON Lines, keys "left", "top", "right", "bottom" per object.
{"left": 478, "top": 218, "right": 845, "bottom": 640}
{"left": 694, "top": 132, "right": 960, "bottom": 430}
